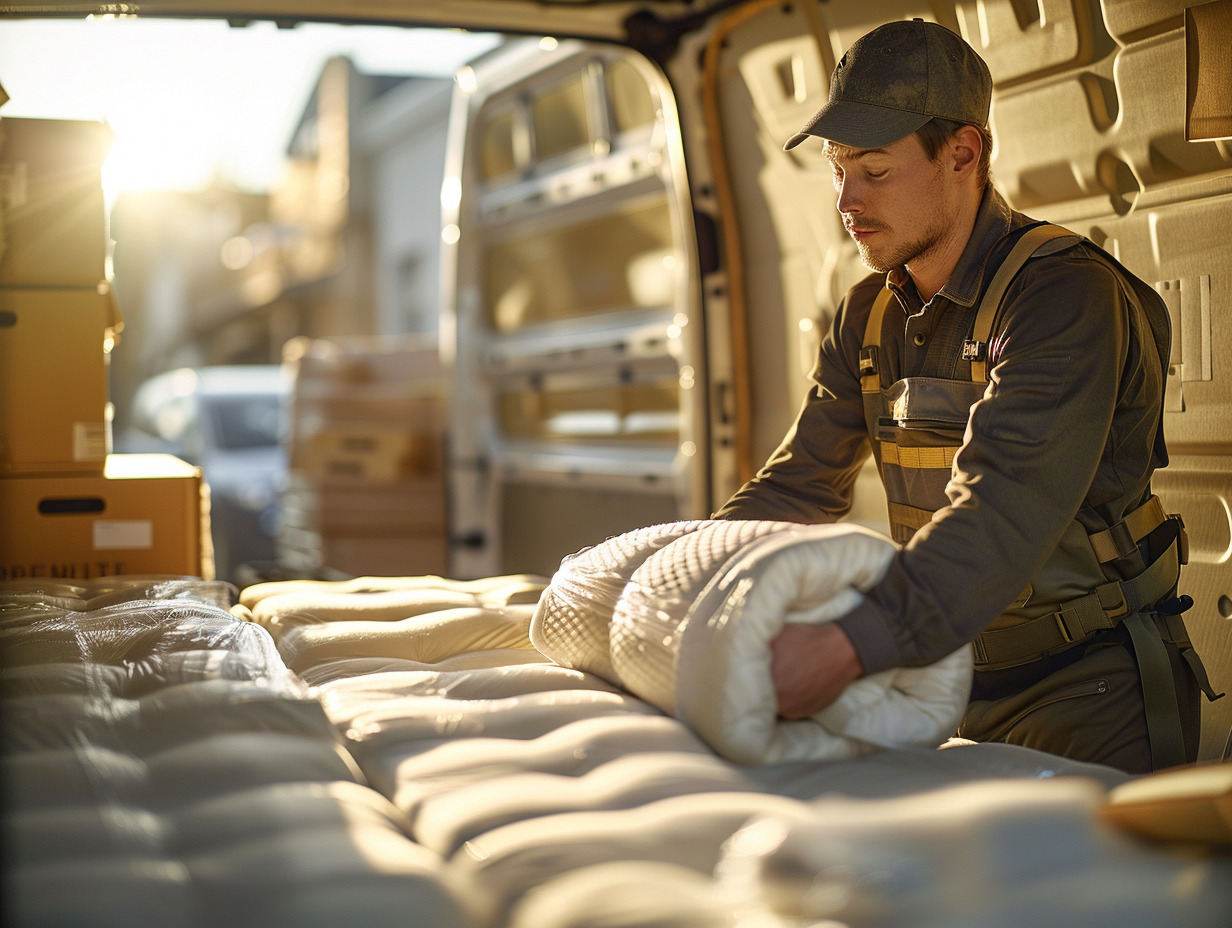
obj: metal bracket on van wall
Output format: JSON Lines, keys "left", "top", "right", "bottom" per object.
{"left": 1155, "top": 276, "right": 1213, "bottom": 412}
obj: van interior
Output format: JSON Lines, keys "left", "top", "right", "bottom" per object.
{"left": 2, "top": 2, "right": 1231, "bottom": 926}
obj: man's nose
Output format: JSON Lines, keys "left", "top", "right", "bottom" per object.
{"left": 836, "top": 177, "right": 862, "bottom": 214}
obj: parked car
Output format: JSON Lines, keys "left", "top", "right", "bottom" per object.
{"left": 117, "top": 365, "right": 289, "bottom": 582}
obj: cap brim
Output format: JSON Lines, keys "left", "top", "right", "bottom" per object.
{"left": 782, "top": 99, "right": 931, "bottom": 151}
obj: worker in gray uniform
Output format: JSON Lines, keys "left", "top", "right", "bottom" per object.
{"left": 714, "top": 18, "right": 1217, "bottom": 773}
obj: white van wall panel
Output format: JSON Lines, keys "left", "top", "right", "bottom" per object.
{"left": 498, "top": 484, "right": 678, "bottom": 576}
{"left": 1147, "top": 195, "right": 1232, "bottom": 451}
{"left": 1150, "top": 457, "right": 1232, "bottom": 760}
{"left": 994, "top": 32, "right": 1232, "bottom": 212}
{"left": 1101, "top": 0, "right": 1188, "bottom": 42}
{"left": 1038, "top": 192, "right": 1232, "bottom": 455}
{"left": 1112, "top": 35, "right": 1232, "bottom": 185}
{"left": 956, "top": 0, "right": 1095, "bottom": 85}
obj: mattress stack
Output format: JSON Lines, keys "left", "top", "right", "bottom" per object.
{"left": 4, "top": 522, "right": 1231, "bottom": 928}
{"left": 0, "top": 576, "right": 469, "bottom": 928}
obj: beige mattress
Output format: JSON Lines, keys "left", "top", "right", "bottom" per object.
{"left": 3, "top": 572, "right": 1229, "bottom": 928}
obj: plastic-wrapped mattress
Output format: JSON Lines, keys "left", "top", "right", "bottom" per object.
{"left": 0, "top": 576, "right": 469, "bottom": 928}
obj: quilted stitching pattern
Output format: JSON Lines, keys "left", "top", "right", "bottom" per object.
{"left": 529, "top": 521, "right": 706, "bottom": 680}
{"left": 612, "top": 521, "right": 796, "bottom": 712}
{"left": 533, "top": 518, "right": 972, "bottom": 763}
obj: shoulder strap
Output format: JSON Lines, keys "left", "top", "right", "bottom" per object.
{"left": 968, "top": 224, "right": 1082, "bottom": 382}
{"left": 859, "top": 286, "right": 896, "bottom": 394}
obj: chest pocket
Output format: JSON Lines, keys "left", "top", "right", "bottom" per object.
{"left": 870, "top": 376, "right": 987, "bottom": 544}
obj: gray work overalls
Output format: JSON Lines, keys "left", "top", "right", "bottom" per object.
{"left": 858, "top": 224, "right": 1215, "bottom": 770}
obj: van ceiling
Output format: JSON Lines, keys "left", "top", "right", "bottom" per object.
{"left": 4, "top": 0, "right": 745, "bottom": 46}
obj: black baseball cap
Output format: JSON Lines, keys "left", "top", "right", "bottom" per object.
{"left": 784, "top": 19, "right": 992, "bottom": 151}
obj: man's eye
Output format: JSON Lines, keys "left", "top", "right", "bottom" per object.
{"left": 866, "top": 169, "right": 887, "bottom": 179}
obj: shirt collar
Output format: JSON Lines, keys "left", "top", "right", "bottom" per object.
{"left": 884, "top": 185, "right": 1016, "bottom": 309}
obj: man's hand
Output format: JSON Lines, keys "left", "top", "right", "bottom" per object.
{"left": 769, "top": 622, "right": 864, "bottom": 719}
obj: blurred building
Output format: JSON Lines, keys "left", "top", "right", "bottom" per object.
{"left": 108, "top": 56, "right": 455, "bottom": 433}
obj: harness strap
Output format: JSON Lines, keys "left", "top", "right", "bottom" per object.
{"left": 1122, "top": 610, "right": 1187, "bottom": 770}
{"left": 1088, "top": 495, "right": 1168, "bottom": 564}
{"left": 886, "top": 501, "right": 935, "bottom": 542}
{"left": 969, "top": 224, "right": 1082, "bottom": 382}
{"left": 972, "top": 535, "right": 1184, "bottom": 670}
{"left": 860, "top": 287, "right": 896, "bottom": 394}
{"left": 1159, "top": 610, "right": 1224, "bottom": 702}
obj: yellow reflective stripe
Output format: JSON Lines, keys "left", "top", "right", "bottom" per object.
{"left": 880, "top": 442, "right": 957, "bottom": 470}
{"left": 887, "top": 501, "right": 935, "bottom": 534}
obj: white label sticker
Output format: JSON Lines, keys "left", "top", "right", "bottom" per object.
{"left": 93, "top": 520, "right": 153, "bottom": 550}
{"left": 73, "top": 422, "right": 108, "bottom": 461}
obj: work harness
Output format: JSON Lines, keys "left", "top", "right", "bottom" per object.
{"left": 856, "top": 222, "right": 1218, "bottom": 768}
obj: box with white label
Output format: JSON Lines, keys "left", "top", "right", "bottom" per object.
{"left": 0, "top": 453, "right": 211, "bottom": 581}
{"left": 0, "top": 284, "right": 121, "bottom": 474}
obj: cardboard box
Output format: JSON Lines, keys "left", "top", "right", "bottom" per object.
{"left": 0, "top": 453, "right": 211, "bottom": 581}
{"left": 0, "top": 284, "right": 122, "bottom": 474}
{"left": 281, "top": 472, "right": 447, "bottom": 533}
{"left": 292, "top": 427, "right": 442, "bottom": 481}
{"left": 0, "top": 117, "right": 113, "bottom": 287}
{"left": 278, "top": 528, "right": 447, "bottom": 578}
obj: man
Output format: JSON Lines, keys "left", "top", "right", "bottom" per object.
{"left": 714, "top": 19, "right": 1215, "bottom": 773}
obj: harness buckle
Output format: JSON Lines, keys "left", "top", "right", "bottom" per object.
{"left": 1053, "top": 610, "right": 1080, "bottom": 644}
{"left": 1104, "top": 520, "right": 1138, "bottom": 562}
{"left": 1096, "top": 583, "right": 1129, "bottom": 619}
{"left": 858, "top": 346, "right": 879, "bottom": 376}
{"left": 1169, "top": 512, "right": 1189, "bottom": 565}
{"left": 961, "top": 339, "right": 986, "bottom": 361}
{"left": 970, "top": 636, "right": 988, "bottom": 665}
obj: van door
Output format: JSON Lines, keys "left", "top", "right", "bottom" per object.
{"left": 442, "top": 39, "right": 708, "bottom": 578}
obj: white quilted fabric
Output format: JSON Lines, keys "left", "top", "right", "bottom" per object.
{"left": 530, "top": 521, "right": 709, "bottom": 681}
{"left": 532, "top": 519, "right": 972, "bottom": 764}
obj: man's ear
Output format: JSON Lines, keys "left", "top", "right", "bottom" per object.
{"left": 949, "top": 125, "right": 983, "bottom": 179}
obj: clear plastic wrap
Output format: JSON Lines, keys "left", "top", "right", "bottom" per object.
{"left": 1, "top": 576, "right": 238, "bottom": 613}
{"left": 1, "top": 578, "right": 471, "bottom": 928}
{"left": 1, "top": 599, "right": 294, "bottom": 688}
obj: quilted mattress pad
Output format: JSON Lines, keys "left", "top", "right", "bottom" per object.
{"left": 532, "top": 519, "right": 973, "bottom": 764}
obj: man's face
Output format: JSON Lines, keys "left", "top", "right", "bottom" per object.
{"left": 824, "top": 132, "right": 954, "bottom": 275}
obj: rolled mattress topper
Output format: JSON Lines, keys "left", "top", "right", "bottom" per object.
{"left": 531, "top": 519, "right": 972, "bottom": 765}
